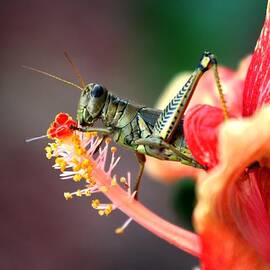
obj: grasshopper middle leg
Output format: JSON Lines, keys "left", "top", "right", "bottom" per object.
{"left": 133, "top": 153, "right": 146, "bottom": 200}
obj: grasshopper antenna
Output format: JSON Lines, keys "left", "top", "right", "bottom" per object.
{"left": 22, "top": 65, "right": 83, "bottom": 91}
{"left": 64, "top": 51, "right": 86, "bottom": 88}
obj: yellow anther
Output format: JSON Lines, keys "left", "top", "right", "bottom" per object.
{"left": 76, "top": 189, "right": 82, "bottom": 197}
{"left": 73, "top": 164, "right": 81, "bottom": 172}
{"left": 87, "top": 177, "right": 94, "bottom": 185}
{"left": 92, "top": 199, "right": 100, "bottom": 209}
{"left": 71, "top": 134, "right": 80, "bottom": 143}
{"left": 71, "top": 157, "right": 79, "bottom": 164}
{"left": 50, "top": 143, "right": 57, "bottom": 151}
{"left": 64, "top": 192, "right": 73, "bottom": 200}
{"left": 81, "top": 159, "right": 90, "bottom": 169}
{"left": 75, "top": 147, "right": 85, "bottom": 155}
{"left": 111, "top": 146, "right": 117, "bottom": 153}
{"left": 120, "top": 177, "right": 126, "bottom": 183}
{"left": 100, "top": 186, "right": 108, "bottom": 193}
{"left": 55, "top": 138, "right": 62, "bottom": 144}
{"left": 98, "top": 210, "right": 105, "bottom": 216}
{"left": 111, "top": 178, "right": 117, "bottom": 186}
{"left": 73, "top": 174, "right": 82, "bottom": 182}
{"left": 55, "top": 157, "right": 64, "bottom": 165}
{"left": 104, "top": 204, "right": 113, "bottom": 216}
{"left": 83, "top": 172, "right": 90, "bottom": 180}
{"left": 89, "top": 179, "right": 97, "bottom": 186}
{"left": 46, "top": 152, "right": 52, "bottom": 160}
{"left": 45, "top": 146, "right": 52, "bottom": 153}
{"left": 105, "top": 137, "right": 111, "bottom": 144}
{"left": 84, "top": 190, "right": 91, "bottom": 197}
{"left": 115, "top": 227, "right": 124, "bottom": 235}
{"left": 60, "top": 162, "right": 67, "bottom": 172}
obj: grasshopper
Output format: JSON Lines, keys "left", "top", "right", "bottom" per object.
{"left": 24, "top": 51, "right": 228, "bottom": 199}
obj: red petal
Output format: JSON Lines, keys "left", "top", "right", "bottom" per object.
{"left": 55, "top": 112, "right": 69, "bottom": 125}
{"left": 230, "top": 169, "right": 270, "bottom": 263}
{"left": 200, "top": 170, "right": 270, "bottom": 270}
{"left": 55, "top": 126, "right": 72, "bottom": 138}
{"left": 65, "top": 119, "right": 77, "bottom": 128}
{"left": 47, "top": 127, "right": 56, "bottom": 138}
{"left": 194, "top": 106, "right": 270, "bottom": 269}
{"left": 200, "top": 224, "right": 266, "bottom": 270}
{"left": 48, "top": 113, "right": 76, "bottom": 139}
{"left": 243, "top": 4, "right": 270, "bottom": 116}
{"left": 52, "top": 122, "right": 59, "bottom": 128}
{"left": 184, "top": 105, "right": 224, "bottom": 169}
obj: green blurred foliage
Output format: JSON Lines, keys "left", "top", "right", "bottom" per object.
{"left": 171, "top": 178, "right": 196, "bottom": 229}
{"left": 128, "top": 0, "right": 266, "bottom": 102}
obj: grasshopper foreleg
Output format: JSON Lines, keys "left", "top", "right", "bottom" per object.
{"left": 71, "top": 126, "right": 112, "bottom": 155}
{"left": 71, "top": 125, "right": 112, "bottom": 135}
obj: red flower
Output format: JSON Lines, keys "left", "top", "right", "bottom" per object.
{"left": 183, "top": 2, "right": 270, "bottom": 269}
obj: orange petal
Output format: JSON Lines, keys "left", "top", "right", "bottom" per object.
{"left": 236, "top": 55, "right": 252, "bottom": 80}
{"left": 194, "top": 106, "right": 270, "bottom": 269}
{"left": 145, "top": 156, "right": 201, "bottom": 182}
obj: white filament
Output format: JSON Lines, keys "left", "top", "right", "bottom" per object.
{"left": 25, "top": 134, "right": 48, "bottom": 143}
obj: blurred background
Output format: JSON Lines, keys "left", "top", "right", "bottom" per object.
{"left": 0, "top": 0, "right": 267, "bottom": 269}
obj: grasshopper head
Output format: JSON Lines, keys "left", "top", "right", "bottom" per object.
{"left": 77, "top": 83, "right": 108, "bottom": 126}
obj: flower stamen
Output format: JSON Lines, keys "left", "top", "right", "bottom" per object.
{"left": 115, "top": 217, "right": 133, "bottom": 234}
{"left": 44, "top": 112, "right": 201, "bottom": 256}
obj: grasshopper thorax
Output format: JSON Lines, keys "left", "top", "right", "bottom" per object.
{"left": 77, "top": 83, "right": 108, "bottom": 126}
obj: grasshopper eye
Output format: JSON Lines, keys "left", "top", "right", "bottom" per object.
{"left": 91, "top": 84, "right": 104, "bottom": 98}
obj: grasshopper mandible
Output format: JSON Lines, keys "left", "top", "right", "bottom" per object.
{"left": 24, "top": 51, "right": 228, "bottom": 199}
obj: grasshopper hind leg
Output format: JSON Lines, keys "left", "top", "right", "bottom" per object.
{"left": 153, "top": 51, "right": 228, "bottom": 143}
{"left": 135, "top": 52, "right": 227, "bottom": 169}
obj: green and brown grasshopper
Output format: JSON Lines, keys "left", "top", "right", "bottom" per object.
{"left": 24, "top": 51, "right": 228, "bottom": 199}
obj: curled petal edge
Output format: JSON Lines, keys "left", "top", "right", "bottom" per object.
{"left": 194, "top": 105, "right": 270, "bottom": 269}
{"left": 184, "top": 104, "right": 225, "bottom": 169}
